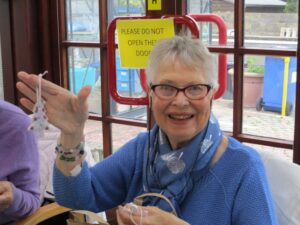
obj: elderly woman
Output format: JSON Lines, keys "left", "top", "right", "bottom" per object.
{"left": 16, "top": 36, "right": 278, "bottom": 225}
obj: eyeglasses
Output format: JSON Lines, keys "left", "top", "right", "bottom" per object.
{"left": 150, "top": 83, "right": 212, "bottom": 100}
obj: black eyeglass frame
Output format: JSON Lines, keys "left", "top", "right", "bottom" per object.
{"left": 150, "top": 83, "right": 212, "bottom": 100}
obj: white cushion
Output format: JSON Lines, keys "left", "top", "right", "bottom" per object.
{"left": 38, "top": 124, "right": 59, "bottom": 202}
{"left": 258, "top": 149, "right": 300, "bottom": 225}
{"left": 36, "top": 122, "right": 96, "bottom": 203}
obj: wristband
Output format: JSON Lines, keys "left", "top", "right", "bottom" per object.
{"left": 55, "top": 142, "right": 85, "bottom": 162}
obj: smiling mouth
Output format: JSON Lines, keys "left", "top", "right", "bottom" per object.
{"left": 169, "top": 114, "right": 194, "bottom": 120}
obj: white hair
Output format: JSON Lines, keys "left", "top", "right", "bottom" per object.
{"left": 146, "top": 36, "right": 218, "bottom": 89}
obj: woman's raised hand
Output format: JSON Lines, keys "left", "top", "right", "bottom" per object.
{"left": 16, "top": 71, "right": 91, "bottom": 144}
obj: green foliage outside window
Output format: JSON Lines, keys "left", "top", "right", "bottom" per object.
{"left": 246, "top": 57, "right": 264, "bottom": 75}
{"left": 284, "top": 0, "right": 298, "bottom": 13}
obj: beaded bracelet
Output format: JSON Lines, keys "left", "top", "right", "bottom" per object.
{"left": 55, "top": 142, "right": 85, "bottom": 162}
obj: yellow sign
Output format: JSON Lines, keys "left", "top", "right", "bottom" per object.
{"left": 117, "top": 19, "right": 174, "bottom": 68}
{"left": 148, "top": 0, "right": 162, "bottom": 10}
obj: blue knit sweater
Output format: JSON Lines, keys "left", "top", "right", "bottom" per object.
{"left": 54, "top": 133, "right": 278, "bottom": 225}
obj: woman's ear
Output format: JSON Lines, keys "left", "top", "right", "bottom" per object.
{"left": 149, "top": 95, "right": 152, "bottom": 109}
{"left": 148, "top": 87, "right": 153, "bottom": 108}
{"left": 210, "top": 87, "right": 217, "bottom": 99}
{"left": 209, "top": 88, "right": 216, "bottom": 108}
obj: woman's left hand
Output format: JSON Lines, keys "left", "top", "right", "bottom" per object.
{"left": 116, "top": 204, "right": 190, "bottom": 225}
{"left": 0, "top": 181, "right": 13, "bottom": 212}
{"left": 17, "top": 71, "right": 92, "bottom": 149}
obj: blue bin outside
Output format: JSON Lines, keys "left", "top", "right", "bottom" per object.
{"left": 116, "top": 57, "right": 142, "bottom": 94}
{"left": 260, "top": 56, "right": 297, "bottom": 115}
{"left": 69, "top": 67, "right": 97, "bottom": 94}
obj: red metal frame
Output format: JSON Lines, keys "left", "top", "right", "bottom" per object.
{"left": 189, "top": 14, "right": 228, "bottom": 99}
{"left": 107, "top": 15, "right": 200, "bottom": 105}
{"left": 107, "top": 16, "right": 148, "bottom": 105}
{"left": 107, "top": 14, "right": 227, "bottom": 104}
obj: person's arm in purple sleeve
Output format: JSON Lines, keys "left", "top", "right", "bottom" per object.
{"left": 0, "top": 102, "right": 40, "bottom": 223}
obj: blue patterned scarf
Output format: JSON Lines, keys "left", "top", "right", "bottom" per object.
{"left": 142, "top": 113, "right": 223, "bottom": 216}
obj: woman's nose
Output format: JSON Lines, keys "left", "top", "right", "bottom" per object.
{"left": 171, "top": 91, "right": 189, "bottom": 106}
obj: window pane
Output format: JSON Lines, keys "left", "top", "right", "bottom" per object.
{"left": 245, "top": 2, "right": 298, "bottom": 50}
{"left": 242, "top": 55, "right": 296, "bottom": 141}
{"left": 85, "top": 119, "right": 103, "bottom": 162}
{"left": 112, "top": 124, "right": 146, "bottom": 153}
{"left": 213, "top": 98, "right": 233, "bottom": 133}
{"left": 111, "top": 98, "right": 147, "bottom": 121}
{"left": 187, "top": 0, "right": 234, "bottom": 47}
{"left": 65, "top": 0, "right": 100, "bottom": 42}
{"left": 213, "top": 54, "right": 234, "bottom": 132}
{"left": 107, "top": 0, "right": 146, "bottom": 23}
{"left": 110, "top": 51, "right": 147, "bottom": 121}
{"left": 68, "top": 47, "right": 101, "bottom": 114}
{"left": 85, "top": 118, "right": 147, "bottom": 162}
{"left": 115, "top": 54, "right": 146, "bottom": 98}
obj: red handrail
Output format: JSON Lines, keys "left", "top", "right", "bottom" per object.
{"left": 107, "top": 16, "right": 149, "bottom": 105}
{"left": 189, "top": 14, "right": 228, "bottom": 99}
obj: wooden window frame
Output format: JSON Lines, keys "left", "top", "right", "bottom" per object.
{"left": 1, "top": 0, "right": 299, "bottom": 164}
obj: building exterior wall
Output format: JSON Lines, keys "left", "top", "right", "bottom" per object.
{"left": 218, "top": 12, "right": 297, "bottom": 37}
{"left": 188, "top": 0, "right": 297, "bottom": 38}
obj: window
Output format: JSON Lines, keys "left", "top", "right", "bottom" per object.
{"left": 187, "top": 0, "right": 297, "bottom": 161}
{"left": 60, "top": 0, "right": 147, "bottom": 161}
{"left": 2, "top": 0, "right": 299, "bottom": 164}
{"left": 52, "top": 0, "right": 299, "bottom": 163}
